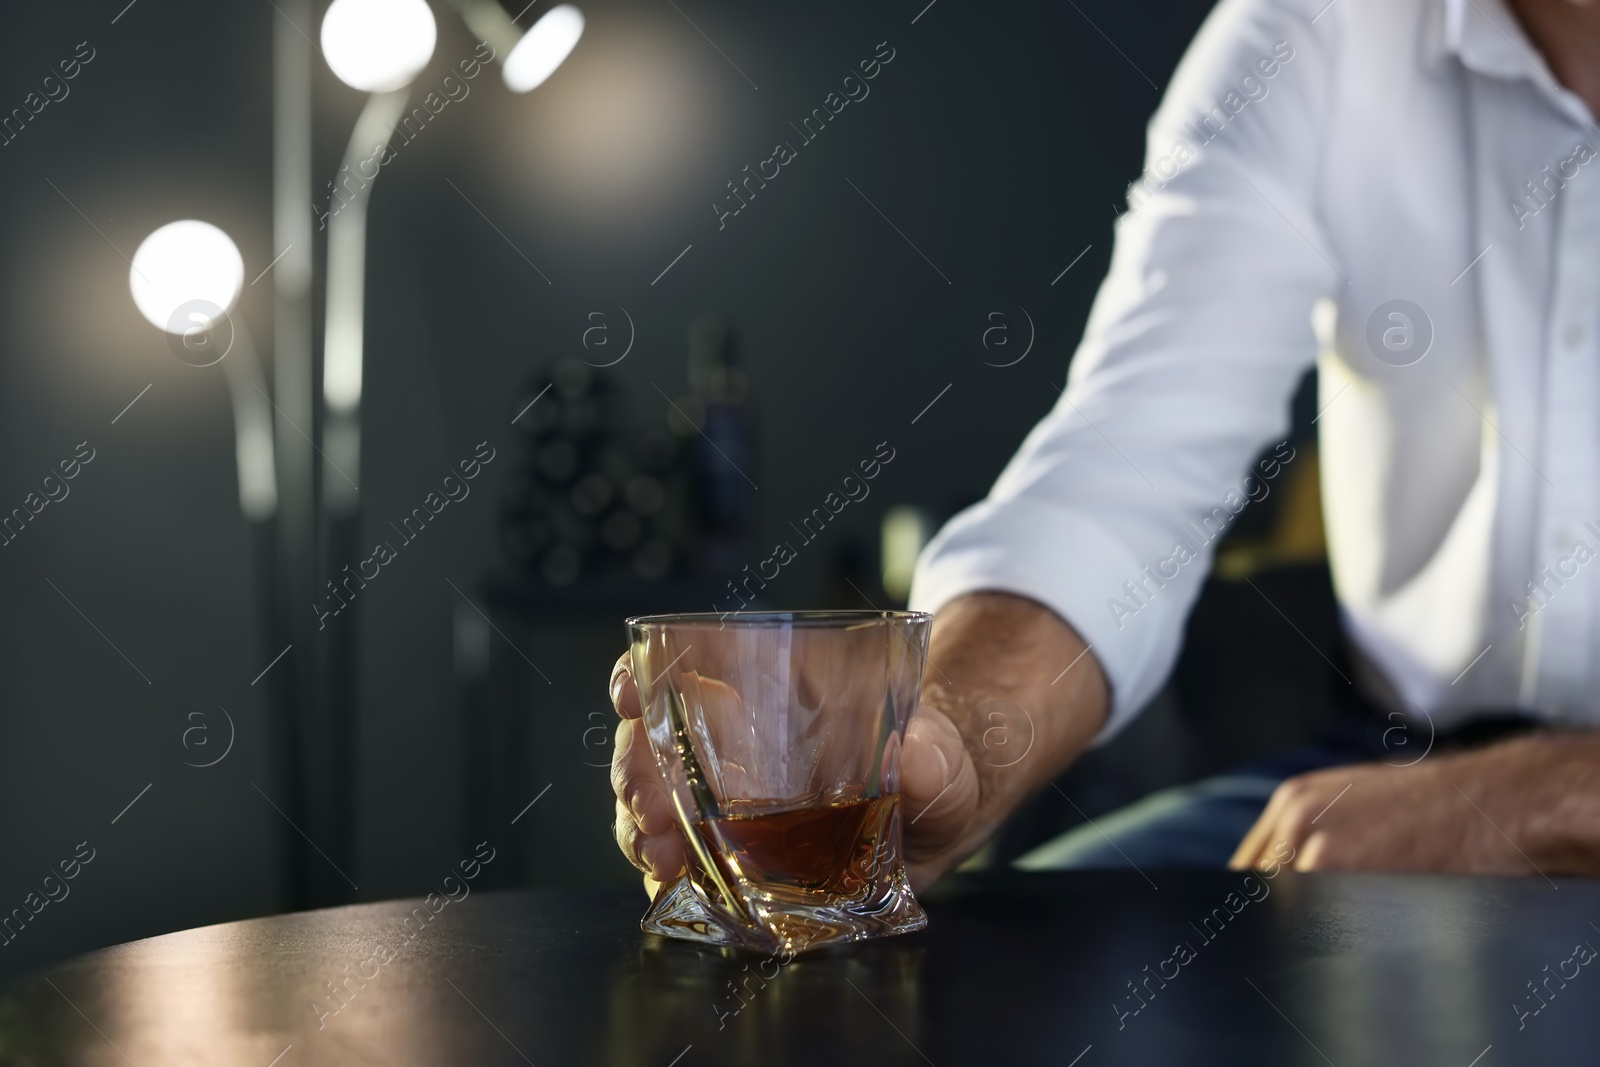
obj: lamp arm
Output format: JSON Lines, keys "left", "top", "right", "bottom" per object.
{"left": 441, "top": 0, "right": 523, "bottom": 57}
{"left": 221, "top": 325, "right": 280, "bottom": 522}
{"left": 321, "top": 88, "right": 409, "bottom": 513}
{"left": 323, "top": 87, "right": 409, "bottom": 418}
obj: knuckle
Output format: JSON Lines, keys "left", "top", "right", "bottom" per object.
{"left": 608, "top": 723, "right": 636, "bottom": 796}
{"left": 1273, "top": 778, "right": 1313, "bottom": 811}
{"left": 608, "top": 653, "right": 634, "bottom": 708}
{"left": 633, "top": 782, "right": 665, "bottom": 828}
{"left": 1278, "top": 799, "right": 1311, "bottom": 831}
{"left": 613, "top": 805, "right": 647, "bottom": 871}
{"left": 1274, "top": 779, "right": 1305, "bottom": 803}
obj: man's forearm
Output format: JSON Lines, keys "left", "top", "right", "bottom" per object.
{"left": 919, "top": 592, "right": 1110, "bottom": 851}
{"left": 1495, "top": 732, "right": 1600, "bottom": 875}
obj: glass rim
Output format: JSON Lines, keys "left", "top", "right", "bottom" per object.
{"left": 627, "top": 609, "right": 931, "bottom": 628}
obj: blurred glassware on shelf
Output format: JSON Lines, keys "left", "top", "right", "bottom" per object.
{"left": 501, "top": 359, "right": 689, "bottom": 589}
{"left": 499, "top": 316, "right": 759, "bottom": 594}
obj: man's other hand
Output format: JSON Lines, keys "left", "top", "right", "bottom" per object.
{"left": 1230, "top": 734, "right": 1600, "bottom": 876}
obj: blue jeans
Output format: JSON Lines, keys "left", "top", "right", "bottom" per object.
{"left": 1014, "top": 744, "right": 1365, "bottom": 871}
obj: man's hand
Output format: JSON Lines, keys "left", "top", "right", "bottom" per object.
{"left": 878, "top": 704, "right": 982, "bottom": 889}
{"left": 607, "top": 658, "right": 683, "bottom": 894}
{"left": 608, "top": 593, "right": 1110, "bottom": 895}
{"left": 608, "top": 652, "right": 982, "bottom": 893}
{"left": 1230, "top": 732, "right": 1600, "bottom": 876}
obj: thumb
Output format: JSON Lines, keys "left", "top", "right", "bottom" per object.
{"left": 899, "top": 706, "right": 978, "bottom": 855}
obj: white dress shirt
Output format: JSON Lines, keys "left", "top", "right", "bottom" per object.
{"left": 911, "top": 0, "right": 1600, "bottom": 739}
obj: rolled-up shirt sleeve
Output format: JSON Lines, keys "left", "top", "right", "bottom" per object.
{"left": 910, "top": 0, "right": 1342, "bottom": 740}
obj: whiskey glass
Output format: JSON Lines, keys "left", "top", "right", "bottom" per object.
{"left": 627, "top": 610, "right": 932, "bottom": 954}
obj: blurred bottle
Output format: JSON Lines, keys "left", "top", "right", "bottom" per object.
{"left": 669, "top": 315, "right": 757, "bottom": 578}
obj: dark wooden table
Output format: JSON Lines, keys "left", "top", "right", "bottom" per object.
{"left": 1, "top": 870, "right": 1595, "bottom": 1065}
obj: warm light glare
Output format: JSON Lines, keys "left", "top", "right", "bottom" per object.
{"left": 495, "top": 26, "right": 718, "bottom": 231}
{"left": 503, "top": 4, "right": 584, "bottom": 93}
{"left": 129, "top": 221, "right": 244, "bottom": 333}
{"left": 320, "top": 0, "right": 437, "bottom": 93}
{"left": 881, "top": 506, "right": 931, "bottom": 602}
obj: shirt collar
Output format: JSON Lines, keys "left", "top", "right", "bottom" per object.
{"left": 1430, "top": 0, "right": 1592, "bottom": 124}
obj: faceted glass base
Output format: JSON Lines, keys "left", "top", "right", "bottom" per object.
{"left": 640, "top": 866, "right": 928, "bottom": 955}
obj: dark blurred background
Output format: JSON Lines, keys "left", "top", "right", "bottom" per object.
{"left": 0, "top": 0, "right": 1341, "bottom": 982}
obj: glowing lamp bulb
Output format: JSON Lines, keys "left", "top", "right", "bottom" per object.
{"left": 320, "top": 0, "right": 438, "bottom": 93}
{"left": 503, "top": 4, "right": 584, "bottom": 93}
{"left": 129, "top": 220, "right": 245, "bottom": 334}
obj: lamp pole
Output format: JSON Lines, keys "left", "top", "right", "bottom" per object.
{"left": 304, "top": 0, "right": 440, "bottom": 908}
{"left": 270, "top": 0, "right": 324, "bottom": 910}
{"left": 318, "top": 88, "right": 412, "bottom": 912}
{"left": 302, "top": 0, "right": 587, "bottom": 908}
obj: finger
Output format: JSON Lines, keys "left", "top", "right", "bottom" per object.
{"left": 610, "top": 716, "right": 679, "bottom": 881}
{"left": 679, "top": 672, "right": 757, "bottom": 797}
{"left": 1296, "top": 830, "right": 1329, "bottom": 870}
{"left": 1235, "top": 776, "right": 1333, "bottom": 871}
{"left": 613, "top": 795, "right": 687, "bottom": 881}
{"left": 1227, "top": 817, "right": 1271, "bottom": 870}
{"left": 1228, "top": 788, "right": 1288, "bottom": 870}
{"left": 614, "top": 796, "right": 648, "bottom": 873}
{"left": 900, "top": 707, "right": 978, "bottom": 853}
{"left": 611, "top": 799, "right": 649, "bottom": 876}
{"left": 610, "top": 718, "right": 675, "bottom": 833}
{"left": 640, "top": 826, "right": 685, "bottom": 883}
{"left": 610, "top": 652, "right": 641, "bottom": 720}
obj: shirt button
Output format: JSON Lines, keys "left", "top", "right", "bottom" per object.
{"left": 1563, "top": 323, "right": 1585, "bottom": 349}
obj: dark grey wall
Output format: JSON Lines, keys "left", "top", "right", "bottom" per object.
{"left": 0, "top": 0, "right": 1216, "bottom": 980}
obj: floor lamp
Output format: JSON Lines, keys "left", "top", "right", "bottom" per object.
{"left": 308, "top": 0, "right": 586, "bottom": 901}
{"left": 127, "top": 223, "right": 288, "bottom": 897}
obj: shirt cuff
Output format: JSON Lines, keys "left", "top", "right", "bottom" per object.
{"left": 908, "top": 496, "right": 1181, "bottom": 743}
